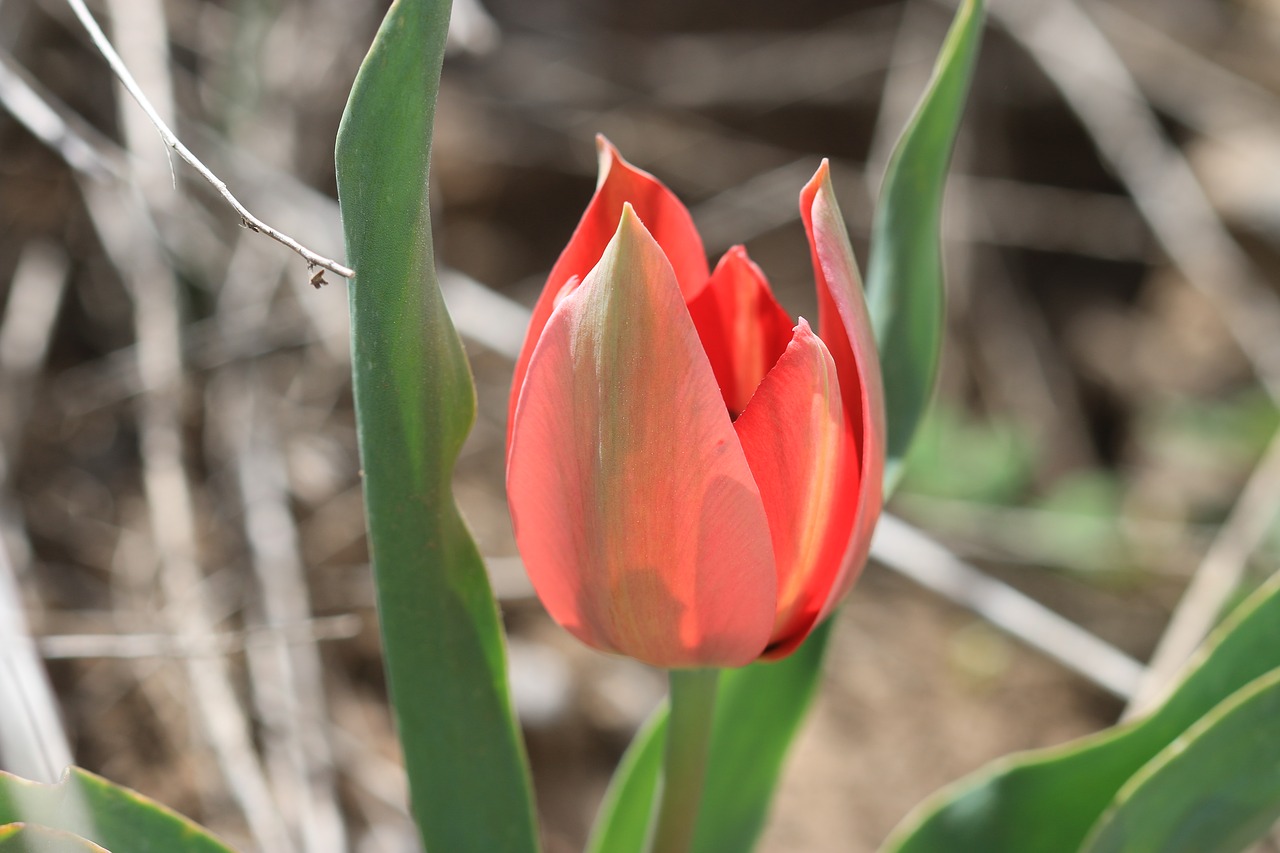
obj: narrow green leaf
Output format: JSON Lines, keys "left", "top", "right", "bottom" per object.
{"left": 866, "top": 0, "right": 985, "bottom": 489}
{"left": 1083, "top": 668, "right": 1280, "bottom": 853}
{"left": 335, "top": 1, "right": 539, "bottom": 851}
{"left": 585, "top": 3, "right": 983, "bottom": 849}
{"left": 882, "top": 571, "right": 1280, "bottom": 853}
{"left": 0, "top": 768, "right": 233, "bottom": 853}
{"left": 585, "top": 709, "right": 667, "bottom": 853}
{"left": 691, "top": 617, "right": 834, "bottom": 853}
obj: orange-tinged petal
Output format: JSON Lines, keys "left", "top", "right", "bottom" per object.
{"left": 733, "top": 319, "right": 851, "bottom": 649}
{"left": 507, "top": 205, "right": 776, "bottom": 668}
{"left": 687, "top": 246, "right": 795, "bottom": 418}
{"left": 508, "top": 137, "right": 709, "bottom": 446}
{"left": 799, "top": 161, "right": 887, "bottom": 625}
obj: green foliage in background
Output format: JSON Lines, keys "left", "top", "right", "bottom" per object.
{"left": 335, "top": 0, "right": 539, "bottom": 850}
{"left": 901, "top": 404, "right": 1035, "bottom": 504}
{"left": 1146, "top": 390, "right": 1280, "bottom": 475}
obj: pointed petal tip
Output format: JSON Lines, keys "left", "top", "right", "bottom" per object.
{"left": 802, "top": 159, "right": 835, "bottom": 206}
{"left": 614, "top": 201, "right": 652, "bottom": 246}
{"left": 595, "top": 135, "right": 618, "bottom": 189}
{"left": 710, "top": 244, "right": 768, "bottom": 282}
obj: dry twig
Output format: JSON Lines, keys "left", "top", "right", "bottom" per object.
{"left": 0, "top": 243, "right": 74, "bottom": 784}
{"left": 63, "top": 0, "right": 353, "bottom": 280}
{"left": 1124, "top": 428, "right": 1280, "bottom": 718}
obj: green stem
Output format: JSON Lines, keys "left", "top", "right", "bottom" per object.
{"left": 646, "top": 668, "right": 720, "bottom": 853}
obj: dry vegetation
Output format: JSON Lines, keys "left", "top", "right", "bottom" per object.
{"left": 1, "top": 0, "right": 1279, "bottom": 850}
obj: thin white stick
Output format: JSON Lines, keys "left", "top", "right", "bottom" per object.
{"left": 871, "top": 514, "right": 1145, "bottom": 699}
{"left": 221, "top": 370, "right": 348, "bottom": 853}
{"left": 62, "top": 0, "right": 353, "bottom": 280}
{"left": 0, "top": 541, "right": 74, "bottom": 780}
{"left": 0, "top": 52, "right": 118, "bottom": 181}
{"left": 0, "top": 241, "right": 74, "bottom": 783}
{"left": 1124, "top": 429, "right": 1280, "bottom": 719}
{"left": 0, "top": 466, "right": 68, "bottom": 787}
{"left": 36, "top": 615, "right": 362, "bottom": 660}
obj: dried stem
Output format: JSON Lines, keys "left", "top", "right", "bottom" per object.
{"left": 63, "top": 0, "right": 354, "bottom": 280}
{"left": 1124, "top": 428, "right": 1280, "bottom": 719}
{"left": 872, "top": 514, "right": 1145, "bottom": 700}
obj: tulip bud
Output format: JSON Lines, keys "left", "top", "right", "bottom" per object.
{"left": 507, "top": 138, "right": 884, "bottom": 668}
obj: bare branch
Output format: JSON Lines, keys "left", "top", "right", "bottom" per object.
{"left": 63, "top": 0, "right": 354, "bottom": 280}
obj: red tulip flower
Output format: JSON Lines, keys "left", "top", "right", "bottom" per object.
{"left": 507, "top": 138, "right": 885, "bottom": 669}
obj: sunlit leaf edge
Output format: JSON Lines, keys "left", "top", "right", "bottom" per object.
{"left": 880, "top": 570, "right": 1280, "bottom": 852}
{"left": 1081, "top": 667, "right": 1280, "bottom": 853}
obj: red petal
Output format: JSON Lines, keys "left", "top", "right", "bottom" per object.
{"left": 687, "top": 246, "right": 795, "bottom": 418}
{"left": 508, "top": 137, "right": 709, "bottom": 447}
{"left": 797, "top": 161, "right": 886, "bottom": 626}
{"left": 733, "top": 319, "right": 851, "bottom": 649}
{"left": 506, "top": 205, "right": 776, "bottom": 668}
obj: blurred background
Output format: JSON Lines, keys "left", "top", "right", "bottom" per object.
{"left": 1, "top": 0, "right": 1279, "bottom": 850}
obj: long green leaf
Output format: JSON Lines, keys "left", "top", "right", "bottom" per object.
{"left": 866, "top": 0, "right": 984, "bottom": 489}
{"left": 691, "top": 618, "right": 834, "bottom": 852}
{"left": 0, "top": 768, "right": 232, "bottom": 853}
{"left": 585, "top": 707, "right": 667, "bottom": 853}
{"left": 1082, "top": 667, "right": 1280, "bottom": 853}
{"left": 584, "top": 3, "right": 983, "bottom": 849}
{"left": 335, "top": 1, "right": 539, "bottom": 850}
{"left": 882, "top": 571, "right": 1280, "bottom": 853}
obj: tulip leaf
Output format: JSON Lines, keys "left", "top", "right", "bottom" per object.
{"left": 585, "top": 705, "right": 667, "bottom": 853}
{"left": 881, "top": 571, "right": 1280, "bottom": 853}
{"left": 585, "top": 2, "right": 982, "bottom": 849}
{"left": 866, "top": 0, "right": 984, "bottom": 490}
{"left": 335, "top": 1, "right": 540, "bottom": 851}
{"left": 0, "top": 767, "right": 234, "bottom": 852}
{"left": 691, "top": 617, "right": 834, "bottom": 852}
{"left": 1082, "top": 667, "right": 1280, "bottom": 853}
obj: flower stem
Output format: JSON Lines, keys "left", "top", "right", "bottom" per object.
{"left": 646, "top": 667, "right": 720, "bottom": 853}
